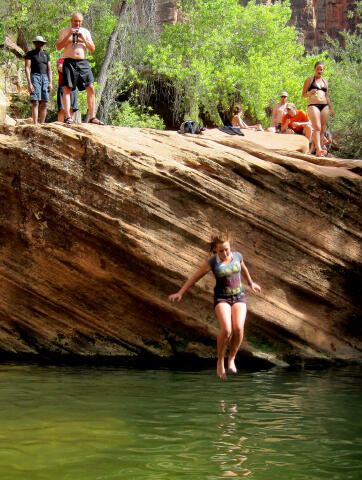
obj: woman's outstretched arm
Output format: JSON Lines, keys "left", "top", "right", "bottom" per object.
{"left": 241, "top": 260, "right": 261, "bottom": 293}
{"left": 168, "top": 261, "right": 211, "bottom": 302}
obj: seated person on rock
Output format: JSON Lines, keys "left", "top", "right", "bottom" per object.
{"left": 232, "top": 105, "right": 263, "bottom": 131}
{"left": 281, "top": 103, "right": 312, "bottom": 142}
{"left": 266, "top": 91, "right": 288, "bottom": 132}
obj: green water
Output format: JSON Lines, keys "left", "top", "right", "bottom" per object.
{"left": 0, "top": 364, "right": 360, "bottom": 480}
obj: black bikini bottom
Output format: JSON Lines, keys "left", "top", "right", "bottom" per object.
{"left": 308, "top": 104, "right": 328, "bottom": 112}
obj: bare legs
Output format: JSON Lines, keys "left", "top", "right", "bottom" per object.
{"left": 63, "top": 86, "right": 73, "bottom": 120}
{"left": 39, "top": 101, "right": 48, "bottom": 124}
{"left": 31, "top": 100, "right": 48, "bottom": 124}
{"left": 85, "top": 84, "right": 95, "bottom": 120}
{"left": 58, "top": 109, "right": 74, "bottom": 122}
{"left": 303, "top": 124, "right": 312, "bottom": 142}
{"left": 228, "top": 303, "right": 247, "bottom": 373}
{"left": 63, "top": 84, "right": 96, "bottom": 121}
{"left": 215, "top": 302, "right": 247, "bottom": 380}
{"left": 308, "top": 105, "right": 329, "bottom": 155}
{"left": 31, "top": 100, "right": 39, "bottom": 124}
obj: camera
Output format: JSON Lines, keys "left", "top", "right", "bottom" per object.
{"left": 72, "top": 29, "right": 79, "bottom": 45}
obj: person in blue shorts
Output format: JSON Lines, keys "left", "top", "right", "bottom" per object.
{"left": 25, "top": 35, "right": 53, "bottom": 124}
{"left": 168, "top": 233, "right": 261, "bottom": 380}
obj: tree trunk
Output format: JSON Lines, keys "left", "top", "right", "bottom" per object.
{"left": 0, "top": 36, "right": 25, "bottom": 59}
{"left": 16, "top": 29, "right": 29, "bottom": 54}
{"left": 92, "top": 0, "right": 128, "bottom": 120}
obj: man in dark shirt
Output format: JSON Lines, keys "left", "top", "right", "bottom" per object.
{"left": 25, "top": 35, "right": 53, "bottom": 124}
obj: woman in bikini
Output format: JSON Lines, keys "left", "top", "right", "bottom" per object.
{"left": 168, "top": 233, "right": 261, "bottom": 380}
{"left": 302, "top": 61, "right": 335, "bottom": 157}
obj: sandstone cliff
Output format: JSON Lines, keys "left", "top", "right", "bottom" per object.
{"left": 0, "top": 124, "right": 361, "bottom": 367}
{"left": 288, "top": 0, "right": 357, "bottom": 50}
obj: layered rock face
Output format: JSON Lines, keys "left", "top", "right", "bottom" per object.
{"left": 0, "top": 124, "right": 361, "bottom": 366}
{"left": 289, "top": 0, "right": 357, "bottom": 50}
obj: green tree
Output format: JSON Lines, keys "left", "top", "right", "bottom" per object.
{"left": 146, "top": 0, "right": 321, "bottom": 125}
{"left": 0, "top": 0, "right": 119, "bottom": 74}
{"left": 0, "top": 0, "right": 94, "bottom": 50}
{"left": 109, "top": 101, "right": 165, "bottom": 128}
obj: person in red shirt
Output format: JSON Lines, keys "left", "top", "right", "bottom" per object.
{"left": 281, "top": 103, "right": 312, "bottom": 142}
{"left": 56, "top": 58, "right": 78, "bottom": 122}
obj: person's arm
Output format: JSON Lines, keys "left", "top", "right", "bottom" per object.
{"left": 77, "top": 29, "right": 95, "bottom": 52}
{"left": 168, "top": 261, "right": 211, "bottom": 302}
{"left": 291, "top": 112, "right": 311, "bottom": 129}
{"left": 24, "top": 59, "right": 33, "bottom": 94}
{"left": 271, "top": 105, "right": 278, "bottom": 127}
{"left": 56, "top": 29, "right": 71, "bottom": 51}
{"left": 302, "top": 77, "right": 316, "bottom": 99}
{"left": 325, "top": 79, "right": 335, "bottom": 117}
{"left": 239, "top": 118, "right": 248, "bottom": 128}
{"left": 280, "top": 114, "right": 288, "bottom": 133}
{"left": 47, "top": 60, "right": 53, "bottom": 92}
{"left": 241, "top": 260, "right": 261, "bottom": 293}
{"left": 291, "top": 120, "right": 311, "bottom": 128}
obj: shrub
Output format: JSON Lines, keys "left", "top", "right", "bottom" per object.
{"left": 109, "top": 101, "right": 165, "bottom": 129}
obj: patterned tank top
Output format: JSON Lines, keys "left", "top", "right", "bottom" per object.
{"left": 208, "top": 252, "right": 244, "bottom": 296}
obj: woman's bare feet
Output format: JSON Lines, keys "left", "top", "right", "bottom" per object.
{"left": 228, "top": 358, "right": 238, "bottom": 374}
{"left": 217, "top": 360, "right": 227, "bottom": 380}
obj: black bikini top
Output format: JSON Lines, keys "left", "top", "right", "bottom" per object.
{"left": 307, "top": 77, "right": 327, "bottom": 92}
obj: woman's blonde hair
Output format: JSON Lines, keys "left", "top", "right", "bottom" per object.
{"left": 209, "top": 232, "right": 231, "bottom": 253}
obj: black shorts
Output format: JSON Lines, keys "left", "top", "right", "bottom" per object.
{"left": 62, "top": 58, "right": 94, "bottom": 91}
{"left": 57, "top": 86, "right": 78, "bottom": 112}
{"left": 214, "top": 293, "right": 247, "bottom": 308}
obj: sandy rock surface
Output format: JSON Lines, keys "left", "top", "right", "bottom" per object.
{"left": 0, "top": 123, "right": 361, "bottom": 366}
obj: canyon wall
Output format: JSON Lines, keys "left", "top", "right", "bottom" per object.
{"left": 0, "top": 123, "right": 361, "bottom": 366}
{"left": 288, "top": 0, "right": 357, "bottom": 50}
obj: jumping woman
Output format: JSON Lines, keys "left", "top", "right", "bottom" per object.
{"left": 168, "top": 234, "right": 261, "bottom": 380}
{"left": 302, "top": 61, "right": 335, "bottom": 157}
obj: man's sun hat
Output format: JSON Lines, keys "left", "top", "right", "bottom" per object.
{"left": 32, "top": 35, "right": 47, "bottom": 44}
{"left": 280, "top": 91, "right": 288, "bottom": 97}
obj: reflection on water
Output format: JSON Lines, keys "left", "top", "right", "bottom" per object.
{"left": 215, "top": 401, "right": 251, "bottom": 477}
{"left": 0, "top": 364, "right": 360, "bottom": 480}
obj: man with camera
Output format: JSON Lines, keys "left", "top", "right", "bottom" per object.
{"left": 56, "top": 11, "right": 104, "bottom": 125}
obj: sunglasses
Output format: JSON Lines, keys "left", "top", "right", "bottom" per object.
{"left": 281, "top": 95, "right": 287, "bottom": 98}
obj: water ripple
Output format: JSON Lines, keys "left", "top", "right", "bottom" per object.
{"left": 0, "top": 365, "right": 360, "bottom": 479}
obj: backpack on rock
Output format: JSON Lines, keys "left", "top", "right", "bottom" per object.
{"left": 178, "top": 120, "right": 204, "bottom": 134}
